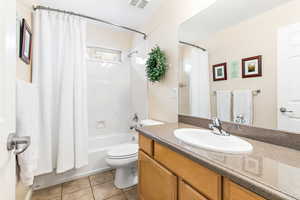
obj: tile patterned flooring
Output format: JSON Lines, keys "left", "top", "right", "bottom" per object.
{"left": 32, "top": 170, "right": 137, "bottom": 200}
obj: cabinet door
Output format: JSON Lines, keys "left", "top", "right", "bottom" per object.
{"left": 179, "top": 180, "right": 208, "bottom": 200}
{"left": 138, "top": 151, "right": 177, "bottom": 200}
{"left": 223, "top": 178, "right": 266, "bottom": 200}
{"left": 139, "top": 134, "right": 153, "bottom": 156}
{"left": 154, "top": 142, "right": 222, "bottom": 200}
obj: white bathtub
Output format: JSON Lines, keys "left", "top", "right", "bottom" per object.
{"left": 34, "top": 132, "right": 136, "bottom": 190}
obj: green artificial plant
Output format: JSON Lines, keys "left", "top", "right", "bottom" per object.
{"left": 146, "top": 46, "right": 167, "bottom": 82}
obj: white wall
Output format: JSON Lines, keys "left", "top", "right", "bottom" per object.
{"left": 86, "top": 23, "right": 134, "bottom": 137}
{"left": 16, "top": 0, "right": 35, "bottom": 83}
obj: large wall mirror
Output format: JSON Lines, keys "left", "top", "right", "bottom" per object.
{"left": 178, "top": 0, "right": 300, "bottom": 133}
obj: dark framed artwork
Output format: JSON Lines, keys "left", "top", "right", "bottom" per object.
{"left": 213, "top": 63, "right": 227, "bottom": 81}
{"left": 20, "top": 18, "right": 32, "bottom": 64}
{"left": 242, "top": 56, "right": 262, "bottom": 78}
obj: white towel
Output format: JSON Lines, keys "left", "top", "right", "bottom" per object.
{"left": 16, "top": 80, "right": 39, "bottom": 186}
{"left": 233, "top": 90, "right": 253, "bottom": 125}
{"left": 216, "top": 90, "right": 232, "bottom": 122}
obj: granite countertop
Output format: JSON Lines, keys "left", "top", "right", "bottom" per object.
{"left": 136, "top": 123, "right": 300, "bottom": 200}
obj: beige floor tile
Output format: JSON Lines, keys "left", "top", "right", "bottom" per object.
{"left": 92, "top": 181, "right": 122, "bottom": 200}
{"left": 89, "top": 170, "right": 114, "bottom": 186}
{"left": 32, "top": 196, "right": 61, "bottom": 200}
{"left": 62, "top": 188, "right": 94, "bottom": 200}
{"left": 62, "top": 177, "right": 91, "bottom": 194}
{"left": 124, "top": 187, "right": 137, "bottom": 200}
{"left": 106, "top": 193, "right": 127, "bottom": 200}
{"left": 32, "top": 185, "right": 62, "bottom": 200}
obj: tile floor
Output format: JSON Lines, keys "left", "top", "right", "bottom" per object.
{"left": 32, "top": 170, "right": 137, "bottom": 200}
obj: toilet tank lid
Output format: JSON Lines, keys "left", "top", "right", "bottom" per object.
{"left": 107, "top": 144, "right": 138, "bottom": 157}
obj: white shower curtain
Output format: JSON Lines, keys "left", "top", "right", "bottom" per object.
{"left": 188, "top": 48, "right": 211, "bottom": 118}
{"left": 32, "top": 10, "right": 88, "bottom": 174}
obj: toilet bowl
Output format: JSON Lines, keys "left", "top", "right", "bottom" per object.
{"left": 105, "top": 143, "right": 138, "bottom": 189}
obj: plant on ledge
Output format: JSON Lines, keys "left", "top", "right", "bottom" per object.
{"left": 146, "top": 46, "right": 167, "bottom": 82}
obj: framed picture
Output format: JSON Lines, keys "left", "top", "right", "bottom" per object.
{"left": 213, "top": 63, "right": 227, "bottom": 81}
{"left": 242, "top": 56, "right": 262, "bottom": 78}
{"left": 20, "top": 18, "right": 32, "bottom": 64}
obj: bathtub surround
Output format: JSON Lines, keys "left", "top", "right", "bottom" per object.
{"left": 32, "top": 10, "right": 88, "bottom": 174}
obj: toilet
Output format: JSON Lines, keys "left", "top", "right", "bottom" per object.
{"left": 105, "top": 143, "right": 138, "bottom": 189}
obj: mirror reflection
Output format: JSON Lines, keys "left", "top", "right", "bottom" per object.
{"left": 178, "top": 0, "right": 300, "bottom": 133}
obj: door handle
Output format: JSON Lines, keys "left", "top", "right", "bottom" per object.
{"left": 280, "top": 107, "right": 293, "bottom": 113}
{"left": 7, "top": 133, "right": 31, "bottom": 155}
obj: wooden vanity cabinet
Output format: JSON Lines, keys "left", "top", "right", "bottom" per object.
{"left": 223, "top": 178, "right": 266, "bottom": 200}
{"left": 138, "top": 134, "right": 266, "bottom": 200}
{"left": 139, "top": 134, "right": 154, "bottom": 156}
{"left": 138, "top": 151, "right": 177, "bottom": 200}
{"left": 179, "top": 180, "right": 208, "bottom": 200}
{"left": 154, "top": 142, "right": 222, "bottom": 200}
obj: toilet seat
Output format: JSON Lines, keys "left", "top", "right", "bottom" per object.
{"left": 107, "top": 144, "right": 138, "bottom": 159}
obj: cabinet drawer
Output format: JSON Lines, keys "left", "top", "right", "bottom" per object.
{"left": 179, "top": 180, "right": 208, "bottom": 200}
{"left": 154, "top": 142, "right": 222, "bottom": 200}
{"left": 138, "top": 151, "right": 177, "bottom": 200}
{"left": 223, "top": 178, "right": 266, "bottom": 200}
{"left": 139, "top": 134, "right": 153, "bottom": 156}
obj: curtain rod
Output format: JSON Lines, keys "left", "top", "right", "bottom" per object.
{"left": 179, "top": 41, "right": 206, "bottom": 51}
{"left": 33, "top": 5, "right": 147, "bottom": 40}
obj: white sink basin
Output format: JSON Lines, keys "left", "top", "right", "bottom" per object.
{"left": 174, "top": 128, "right": 253, "bottom": 154}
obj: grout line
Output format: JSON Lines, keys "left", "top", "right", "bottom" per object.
{"left": 60, "top": 184, "right": 63, "bottom": 200}
{"left": 123, "top": 190, "right": 129, "bottom": 200}
{"left": 88, "top": 175, "right": 96, "bottom": 200}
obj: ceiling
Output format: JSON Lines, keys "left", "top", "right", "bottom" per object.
{"left": 37, "top": 0, "right": 163, "bottom": 29}
{"left": 179, "top": 0, "right": 292, "bottom": 43}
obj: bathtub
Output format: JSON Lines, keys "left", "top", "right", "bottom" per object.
{"left": 34, "top": 132, "right": 136, "bottom": 190}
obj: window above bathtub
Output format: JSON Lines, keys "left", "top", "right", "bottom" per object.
{"left": 86, "top": 46, "right": 122, "bottom": 63}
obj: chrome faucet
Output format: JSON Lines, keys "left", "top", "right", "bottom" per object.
{"left": 130, "top": 113, "right": 141, "bottom": 130}
{"left": 209, "top": 117, "right": 230, "bottom": 136}
{"left": 235, "top": 114, "right": 246, "bottom": 129}
{"left": 132, "top": 113, "right": 139, "bottom": 123}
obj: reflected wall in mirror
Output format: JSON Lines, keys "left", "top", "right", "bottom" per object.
{"left": 178, "top": 0, "right": 300, "bottom": 133}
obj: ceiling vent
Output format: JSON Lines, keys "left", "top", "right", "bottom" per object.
{"left": 129, "top": 0, "right": 150, "bottom": 9}
{"left": 137, "top": 0, "right": 149, "bottom": 9}
{"left": 129, "top": 0, "right": 139, "bottom": 6}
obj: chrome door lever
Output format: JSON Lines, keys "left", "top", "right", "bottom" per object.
{"left": 7, "top": 133, "right": 31, "bottom": 155}
{"left": 280, "top": 107, "right": 293, "bottom": 113}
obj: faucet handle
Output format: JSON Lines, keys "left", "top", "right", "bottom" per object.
{"left": 132, "top": 113, "right": 139, "bottom": 122}
{"left": 212, "top": 117, "right": 222, "bottom": 127}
